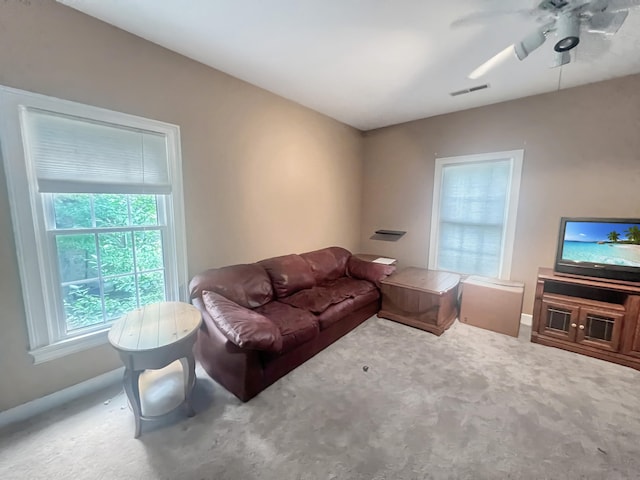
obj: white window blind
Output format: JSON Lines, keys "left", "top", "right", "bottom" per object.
{"left": 438, "top": 160, "right": 510, "bottom": 277}
{"left": 429, "top": 150, "right": 523, "bottom": 279}
{"left": 23, "top": 108, "right": 170, "bottom": 194}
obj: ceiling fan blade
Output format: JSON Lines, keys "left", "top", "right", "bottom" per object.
{"left": 467, "top": 23, "right": 552, "bottom": 79}
{"left": 451, "top": 8, "right": 535, "bottom": 28}
{"left": 605, "top": 0, "right": 640, "bottom": 10}
{"left": 468, "top": 44, "right": 515, "bottom": 80}
{"left": 572, "top": 29, "right": 612, "bottom": 62}
{"left": 585, "top": 0, "right": 610, "bottom": 12}
{"left": 588, "top": 10, "right": 629, "bottom": 34}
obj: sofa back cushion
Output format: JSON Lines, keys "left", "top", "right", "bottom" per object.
{"left": 258, "top": 254, "right": 315, "bottom": 298}
{"left": 189, "top": 263, "right": 274, "bottom": 309}
{"left": 347, "top": 256, "right": 396, "bottom": 288}
{"left": 300, "top": 246, "right": 351, "bottom": 284}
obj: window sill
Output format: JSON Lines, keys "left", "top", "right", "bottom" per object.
{"left": 29, "top": 329, "right": 110, "bottom": 365}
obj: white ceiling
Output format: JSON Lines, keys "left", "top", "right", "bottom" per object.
{"left": 58, "top": 0, "right": 640, "bottom": 130}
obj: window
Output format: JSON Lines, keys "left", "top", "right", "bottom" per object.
{"left": 0, "top": 86, "right": 188, "bottom": 363}
{"left": 428, "top": 150, "right": 523, "bottom": 279}
{"left": 50, "top": 193, "right": 166, "bottom": 332}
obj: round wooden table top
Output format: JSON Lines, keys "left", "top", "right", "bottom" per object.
{"left": 108, "top": 301, "right": 202, "bottom": 352}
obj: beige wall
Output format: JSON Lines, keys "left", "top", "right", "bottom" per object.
{"left": 0, "top": 1, "right": 364, "bottom": 411}
{"left": 360, "top": 74, "right": 640, "bottom": 315}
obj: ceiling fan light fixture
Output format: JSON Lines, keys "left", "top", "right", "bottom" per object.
{"left": 554, "top": 12, "right": 581, "bottom": 52}
{"left": 552, "top": 51, "right": 571, "bottom": 67}
{"left": 514, "top": 28, "right": 547, "bottom": 60}
{"left": 554, "top": 36, "right": 580, "bottom": 51}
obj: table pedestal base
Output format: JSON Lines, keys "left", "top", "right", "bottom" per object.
{"left": 122, "top": 354, "right": 197, "bottom": 438}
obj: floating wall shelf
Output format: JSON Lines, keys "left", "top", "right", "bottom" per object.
{"left": 370, "top": 230, "right": 406, "bottom": 241}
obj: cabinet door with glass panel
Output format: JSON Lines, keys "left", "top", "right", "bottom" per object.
{"left": 539, "top": 294, "right": 624, "bottom": 351}
{"left": 539, "top": 294, "right": 581, "bottom": 342}
{"left": 575, "top": 304, "right": 624, "bottom": 352}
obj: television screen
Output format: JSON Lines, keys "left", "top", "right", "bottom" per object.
{"left": 555, "top": 218, "right": 640, "bottom": 283}
{"left": 561, "top": 220, "right": 640, "bottom": 267}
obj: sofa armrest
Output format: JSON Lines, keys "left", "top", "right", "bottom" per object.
{"left": 347, "top": 256, "right": 396, "bottom": 288}
{"left": 200, "top": 290, "right": 283, "bottom": 352}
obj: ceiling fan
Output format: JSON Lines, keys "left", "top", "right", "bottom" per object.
{"left": 458, "top": 0, "right": 640, "bottom": 79}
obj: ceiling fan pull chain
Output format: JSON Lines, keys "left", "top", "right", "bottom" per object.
{"left": 557, "top": 63, "right": 564, "bottom": 92}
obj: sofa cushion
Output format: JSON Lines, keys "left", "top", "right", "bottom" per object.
{"left": 300, "top": 246, "right": 351, "bottom": 284}
{"left": 279, "top": 286, "right": 336, "bottom": 314}
{"left": 347, "top": 256, "right": 396, "bottom": 288}
{"left": 190, "top": 263, "right": 273, "bottom": 309}
{"left": 279, "top": 277, "right": 376, "bottom": 314}
{"left": 323, "top": 277, "right": 377, "bottom": 298}
{"left": 317, "top": 289, "right": 380, "bottom": 330}
{"left": 259, "top": 254, "right": 316, "bottom": 298}
{"left": 202, "top": 290, "right": 283, "bottom": 352}
{"left": 278, "top": 286, "right": 342, "bottom": 314}
{"left": 254, "top": 301, "right": 319, "bottom": 353}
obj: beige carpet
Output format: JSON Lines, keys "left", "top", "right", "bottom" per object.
{"left": 1, "top": 316, "right": 640, "bottom": 480}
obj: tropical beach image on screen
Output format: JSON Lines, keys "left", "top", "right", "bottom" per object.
{"left": 562, "top": 221, "right": 640, "bottom": 267}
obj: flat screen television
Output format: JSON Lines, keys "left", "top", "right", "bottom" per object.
{"left": 555, "top": 217, "right": 640, "bottom": 283}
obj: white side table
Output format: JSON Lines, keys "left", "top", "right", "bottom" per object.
{"left": 108, "top": 301, "right": 202, "bottom": 438}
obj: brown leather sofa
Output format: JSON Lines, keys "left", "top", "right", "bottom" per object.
{"left": 189, "top": 246, "right": 395, "bottom": 401}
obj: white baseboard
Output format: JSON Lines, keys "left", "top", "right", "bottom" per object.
{"left": 0, "top": 367, "right": 124, "bottom": 430}
{"left": 520, "top": 313, "right": 532, "bottom": 327}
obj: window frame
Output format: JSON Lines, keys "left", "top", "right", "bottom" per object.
{"left": 0, "top": 86, "right": 189, "bottom": 364}
{"left": 428, "top": 150, "right": 523, "bottom": 279}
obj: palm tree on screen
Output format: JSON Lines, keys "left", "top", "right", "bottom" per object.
{"left": 608, "top": 231, "right": 621, "bottom": 243}
{"left": 624, "top": 226, "right": 640, "bottom": 244}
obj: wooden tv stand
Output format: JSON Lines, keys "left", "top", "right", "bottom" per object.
{"left": 531, "top": 267, "right": 640, "bottom": 370}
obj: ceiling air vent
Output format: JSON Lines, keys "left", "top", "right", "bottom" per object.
{"left": 449, "top": 84, "right": 490, "bottom": 97}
